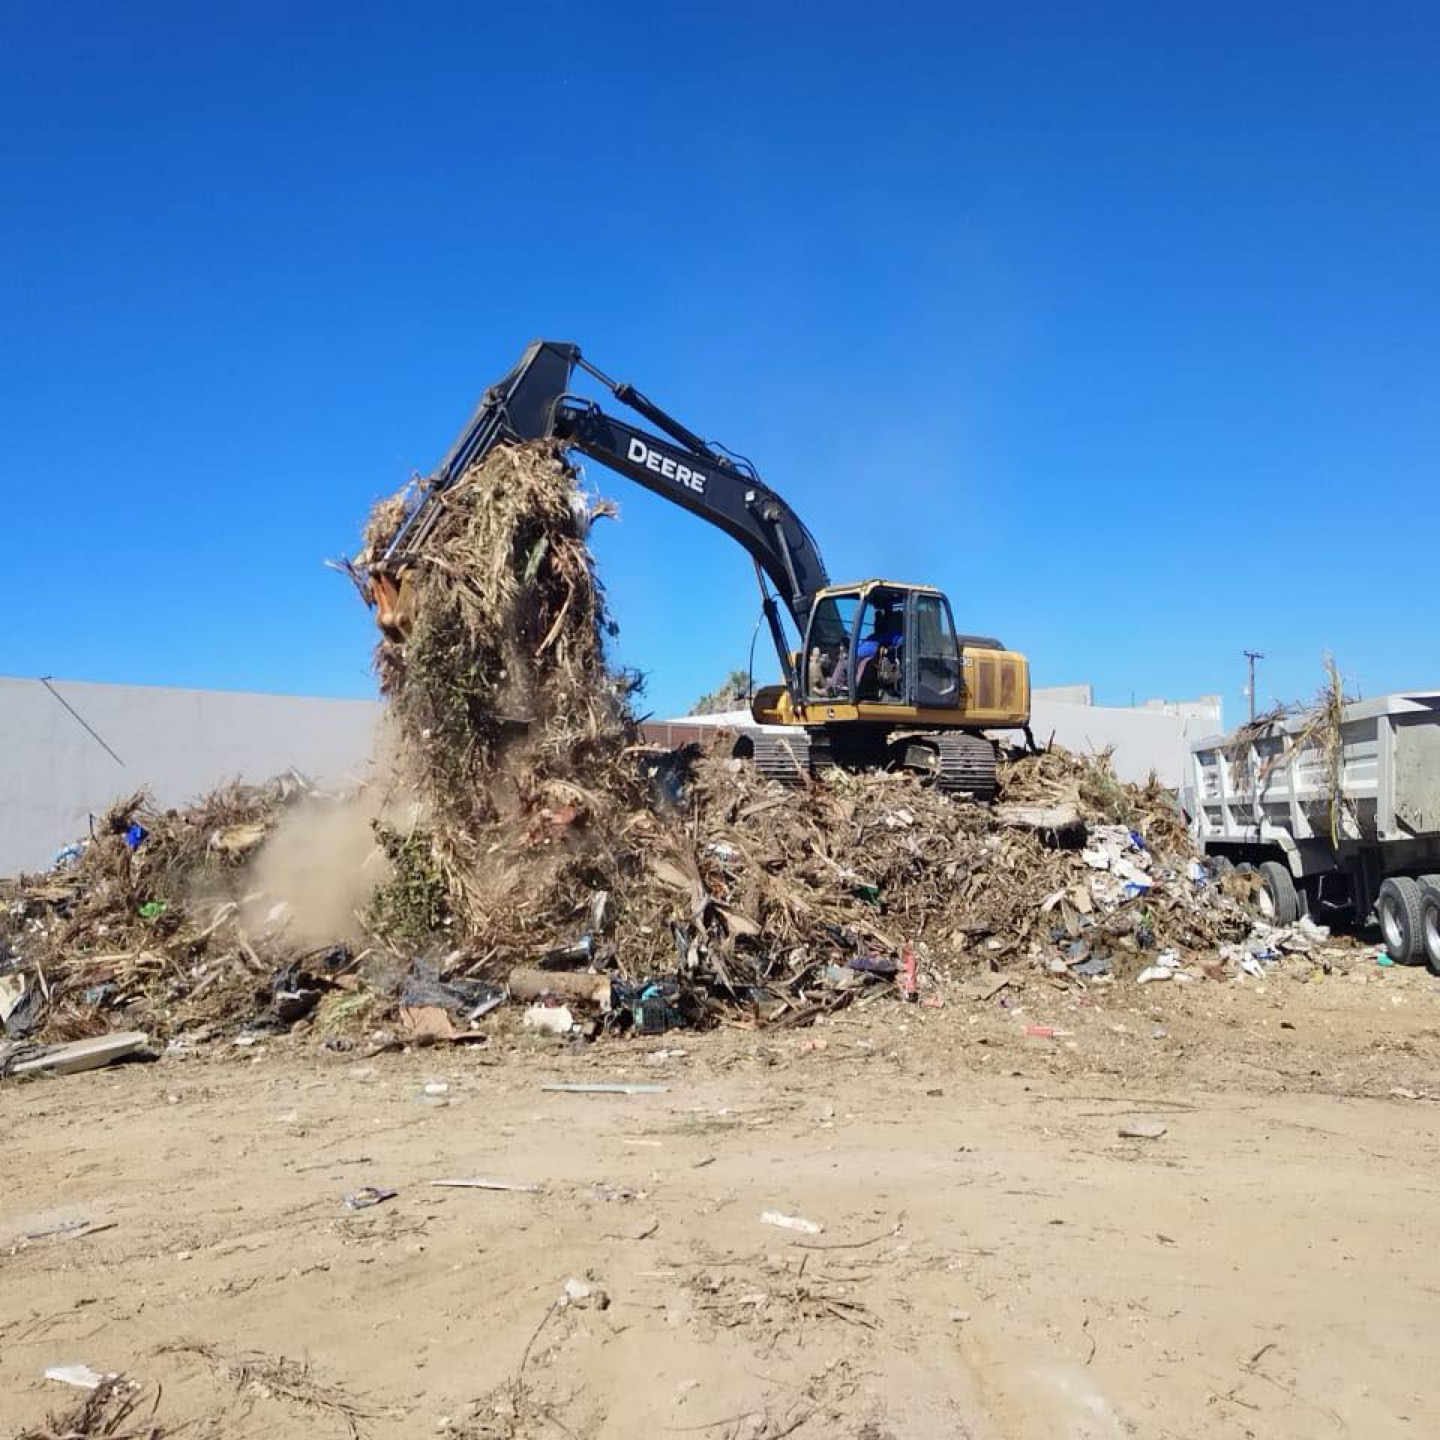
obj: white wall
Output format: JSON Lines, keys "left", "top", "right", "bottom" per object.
{"left": 1029, "top": 696, "right": 1222, "bottom": 786}
{"left": 0, "top": 677, "right": 381, "bottom": 875}
{"left": 1032, "top": 683, "right": 1095, "bottom": 706}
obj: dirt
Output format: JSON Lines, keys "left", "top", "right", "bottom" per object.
{"left": 4, "top": 951, "right": 1439, "bottom": 1440}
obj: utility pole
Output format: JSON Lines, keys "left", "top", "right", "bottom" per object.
{"left": 1244, "top": 650, "right": 1264, "bottom": 722}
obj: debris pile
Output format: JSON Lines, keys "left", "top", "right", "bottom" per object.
{"left": 0, "top": 443, "right": 1348, "bottom": 1055}
{"left": 0, "top": 775, "right": 368, "bottom": 1048}
{"left": 341, "top": 440, "right": 1281, "bottom": 1031}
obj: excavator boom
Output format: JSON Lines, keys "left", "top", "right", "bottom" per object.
{"left": 382, "top": 340, "right": 829, "bottom": 631}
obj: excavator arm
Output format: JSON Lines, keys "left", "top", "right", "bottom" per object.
{"left": 376, "top": 341, "right": 829, "bottom": 686}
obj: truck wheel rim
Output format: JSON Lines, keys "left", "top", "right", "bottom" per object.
{"left": 1426, "top": 908, "right": 1440, "bottom": 962}
{"left": 1258, "top": 887, "right": 1275, "bottom": 919}
{"left": 1381, "top": 899, "right": 1402, "bottom": 952}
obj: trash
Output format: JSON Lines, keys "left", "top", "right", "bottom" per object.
{"left": 541, "top": 1082, "right": 668, "bottom": 1095}
{"left": 137, "top": 900, "right": 167, "bottom": 920}
{"left": 901, "top": 943, "right": 919, "bottom": 1002}
{"left": 23, "top": 1218, "right": 117, "bottom": 1242}
{"left": 271, "top": 985, "right": 321, "bottom": 1025}
{"left": 343, "top": 1186, "right": 398, "bottom": 1209}
{"left": 209, "top": 820, "right": 269, "bottom": 855}
{"left": 509, "top": 968, "right": 611, "bottom": 1010}
{"left": 848, "top": 954, "right": 898, "bottom": 977}
{"left": 0, "top": 972, "right": 27, "bottom": 1025}
{"left": 1376, "top": 952, "right": 1394, "bottom": 968}
{"left": 1024, "top": 1025, "right": 1055, "bottom": 1038}
{"left": 560, "top": 1276, "right": 610, "bottom": 1309}
{"left": 965, "top": 974, "right": 1016, "bottom": 1002}
{"left": 422, "top": 1080, "right": 450, "bottom": 1097}
{"left": 613, "top": 979, "right": 687, "bottom": 1034}
{"left": 123, "top": 823, "right": 148, "bottom": 851}
{"left": 400, "top": 1004, "right": 460, "bottom": 1041}
{"left": 1071, "top": 955, "right": 1111, "bottom": 978}
{"left": 538, "top": 934, "right": 596, "bottom": 969}
{"left": 1135, "top": 966, "right": 1172, "bottom": 985}
{"left": 1, "top": 1031, "right": 149, "bottom": 1080}
{"left": 523, "top": 1004, "right": 576, "bottom": 1036}
{"left": 44, "top": 1363, "right": 114, "bottom": 1390}
{"left": 467, "top": 993, "right": 505, "bottom": 1022}
{"left": 430, "top": 1178, "right": 543, "bottom": 1193}
{"left": 1118, "top": 1122, "right": 1167, "bottom": 1140}
{"left": 52, "top": 842, "right": 86, "bottom": 869}
{"left": 760, "top": 1211, "right": 823, "bottom": 1234}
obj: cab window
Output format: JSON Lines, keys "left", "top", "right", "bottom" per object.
{"left": 803, "top": 593, "right": 859, "bottom": 700}
{"left": 855, "top": 589, "right": 906, "bottom": 704}
{"left": 913, "top": 593, "right": 960, "bottom": 708}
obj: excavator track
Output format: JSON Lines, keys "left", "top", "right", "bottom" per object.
{"left": 935, "top": 732, "right": 999, "bottom": 800}
{"left": 752, "top": 732, "right": 810, "bottom": 785}
{"left": 753, "top": 730, "right": 830, "bottom": 786}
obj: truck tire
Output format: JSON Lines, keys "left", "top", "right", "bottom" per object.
{"left": 1377, "top": 877, "right": 1424, "bottom": 965}
{"left": 1210, "top": 855, "right": 1235, "bottom": 877}
{"left": 1258, "top": 861, "right": 1300, "bottom": 925}
{"left": 1419, "top": 877, "right": 1440, "bottom": 977}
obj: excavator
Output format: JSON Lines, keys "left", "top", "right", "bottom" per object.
{"left": 362, "top": 340, "right": 1031, "bottom": 799}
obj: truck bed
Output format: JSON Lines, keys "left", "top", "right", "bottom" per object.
{"left": 1192, "top": 691, "right": 1440, "bottom": 852}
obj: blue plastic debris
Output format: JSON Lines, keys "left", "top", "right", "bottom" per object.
{"left": 123, "top": 823, "right": 148, "bottom": 851}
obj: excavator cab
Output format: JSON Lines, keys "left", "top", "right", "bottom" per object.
{"left": 798, "top": 580, "right": 1024, "bottom": 725}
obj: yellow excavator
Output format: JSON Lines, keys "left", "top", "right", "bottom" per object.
{"left": 363, "top": 341, "right": 1031, "bottom": 798}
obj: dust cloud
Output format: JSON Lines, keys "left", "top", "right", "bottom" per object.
{"left": 243, "top": 791, "right": 391, "bottom": 946}
{"left": 241, "top": 721, "right": 421, "bottom": 947}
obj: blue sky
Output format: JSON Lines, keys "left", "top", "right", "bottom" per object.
{"left": 3, "top": 2, "right": 1435, "bottom": 723}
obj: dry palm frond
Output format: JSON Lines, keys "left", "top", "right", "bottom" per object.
{"left": 1291, "top": 654, "right": 1351, "bottom": 846}
{"left": 15, "top": 1377, "right": 170, "bottom": 1440}
{"left": 160, "top": 1341, "right": 379, "bottom": 1438}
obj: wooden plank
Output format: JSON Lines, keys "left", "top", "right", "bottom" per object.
{"left": 10, "top": 1032, "right": 148, "bottom": 1079}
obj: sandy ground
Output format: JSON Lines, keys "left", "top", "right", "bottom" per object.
{"left": 4, "top": 951, "right": 1440, "bottom": 1439}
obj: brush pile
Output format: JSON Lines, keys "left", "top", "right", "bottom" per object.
{"left": 0, "top": 443, "right": 1330, "bottom": 1051}
{"left": 0, "top": 776, "right": 364, "bottom": 1046}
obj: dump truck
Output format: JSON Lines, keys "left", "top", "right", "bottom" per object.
{"left": 1189, "top": 691, "right": 1440, "bottom": 969}
{"left": 360, "top": 340, "right": 1031, "bottom": 797}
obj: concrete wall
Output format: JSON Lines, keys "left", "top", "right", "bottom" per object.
{"left": 0, "top": 677, "right": 381, "bottom": 875}
{"left": 1028, "top": 696, "right": 1221, "bottom": 786}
